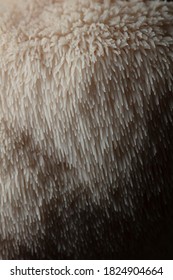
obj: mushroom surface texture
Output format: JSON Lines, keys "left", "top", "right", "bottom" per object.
{"left": 0, "top": 0, "right": 173, "bottom": 260}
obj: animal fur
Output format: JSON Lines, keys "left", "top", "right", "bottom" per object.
{"left": 0, "top": 0, "right": 173, "bottom": 259}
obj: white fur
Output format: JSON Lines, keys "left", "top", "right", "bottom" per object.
{"left": 0, "top": 0, "right": 173, "bottom": 259}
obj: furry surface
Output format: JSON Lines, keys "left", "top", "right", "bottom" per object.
{"left": 0, "top": 0, "right": 173, "bottom": 259}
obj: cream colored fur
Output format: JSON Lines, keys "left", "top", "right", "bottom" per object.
{"left": 0, "top": 0, "right": 173, "bottom": 259}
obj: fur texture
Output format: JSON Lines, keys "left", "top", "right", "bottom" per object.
{"left": 0, "top": 0, "right": 173, "bottom": 259}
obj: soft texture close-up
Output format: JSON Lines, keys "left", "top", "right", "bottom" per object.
{"left": 0, "top": 0, "right": 173, "bottom": 260}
